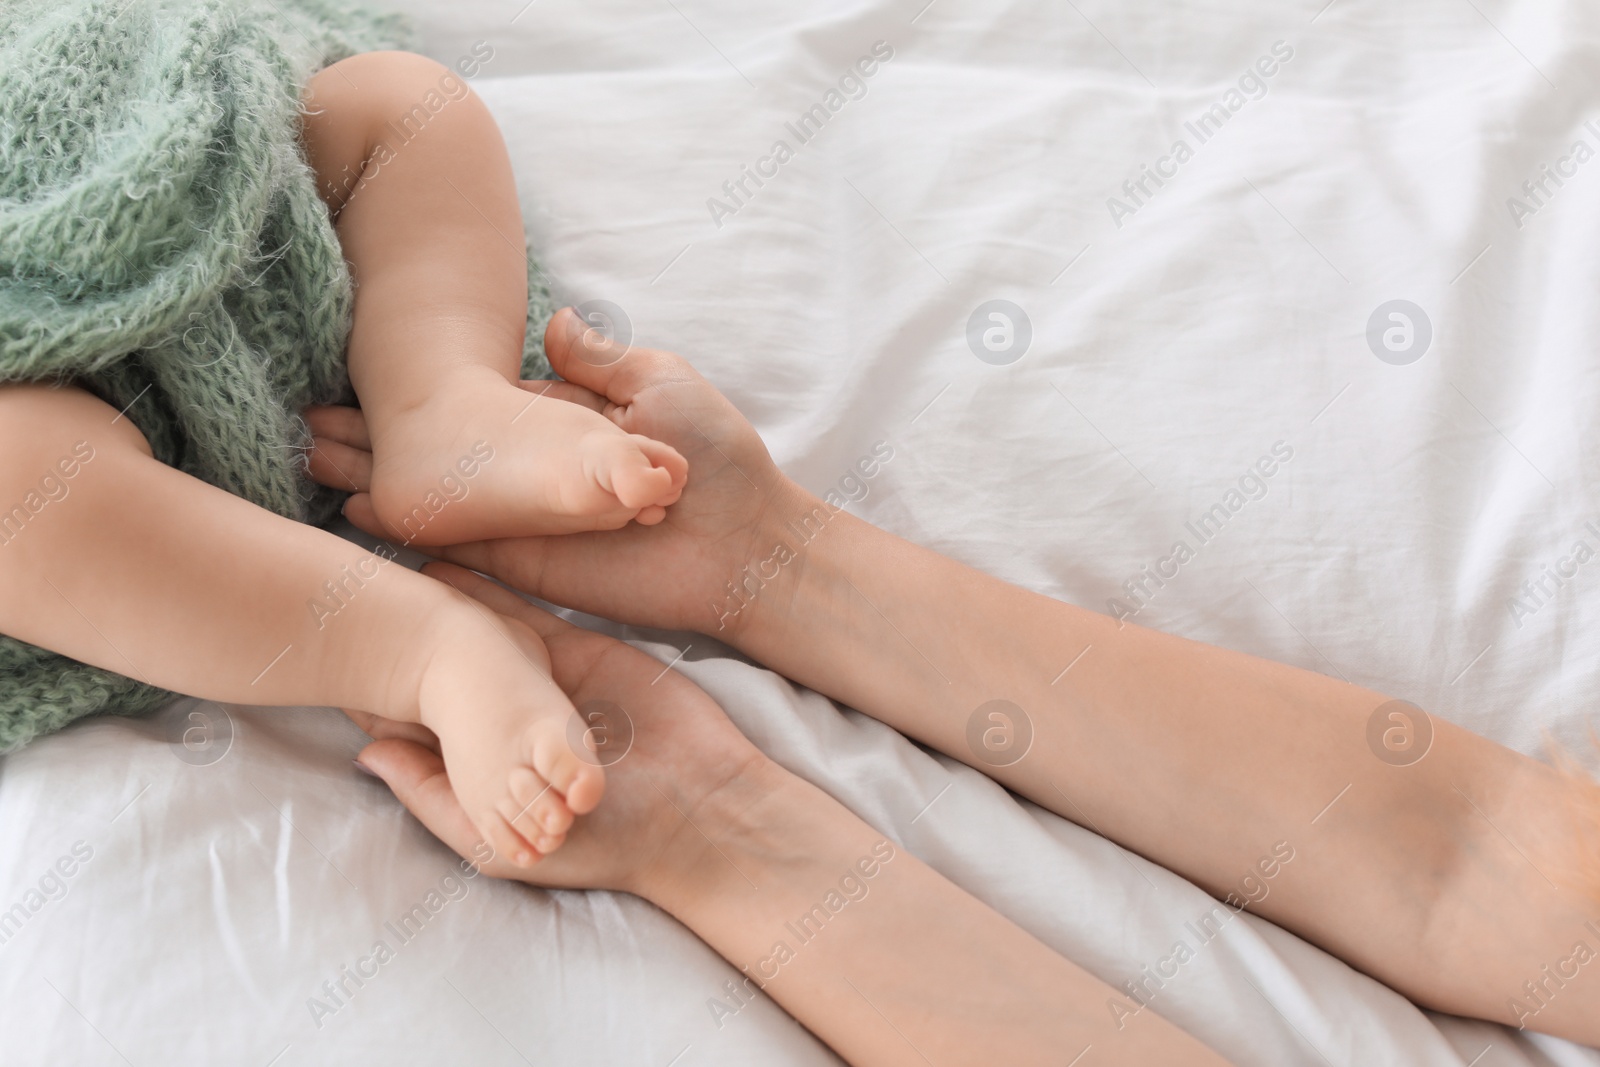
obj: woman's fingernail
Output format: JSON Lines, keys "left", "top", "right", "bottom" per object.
{"left": 352, "top": 758, "right": 380, "bottom": 778}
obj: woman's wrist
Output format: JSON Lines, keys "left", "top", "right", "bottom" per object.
{"left": 716, "top": 486, "right": 957, "bottom": 732}
{"left": 633, "top": 751, "right": 881, "bottom": 927}
{"left": 630, "top": 752, "right": 791, "bottom": 913}
{"left": 624, "top": 714, "right": 1237, "bottom": 1067}
{"left": 714, "top": 481, "right": 870, "bottom": 655}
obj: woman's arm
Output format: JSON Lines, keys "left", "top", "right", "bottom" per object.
{"left": 731, "top": 481, "right": 1600, "bottom": 1043}
{"left": 356, "top": 564, "right": 1234, "bottom": 1067}
{"left": 308, "top": 312, "right": 1600, "bottom": 1044}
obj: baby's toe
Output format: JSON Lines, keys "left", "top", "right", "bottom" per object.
{"left": 478, "top": 808, "right": 541, "bottom": 870}
{"left": 601, "top": 446, "right": 675, "bottom": 510}
{"left": 562, "top": 761, "right": 607, "bottom": 815}
{"left": 636, "top": 436, "right": 689, "bottom": 491}
{"left": 507, "top": 766, "right": 574, "bottom": 838}
{"left": 532, "top": 725, "right": 607, "bottom": 815}
{"left": 585, "top": 432, "right": 688, "bottom": 508}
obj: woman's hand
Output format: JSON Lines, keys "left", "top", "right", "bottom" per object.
{"left": 350, "top": 560, "right": 772, "bottom": 898}
{"left": 305, "top": 308, "right": 809, "bottom": 638}
{"left": 353, "top": 572, "right": 1240, "bottom": 1067}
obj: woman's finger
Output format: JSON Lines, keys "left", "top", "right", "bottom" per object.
{"left": 356, "top": 739, "right": 501, "bottom": 868}
{"left": 338, "top": 492, "right": 389, "bottom": 537}
{"left": 542, "top": 306, "right": 701, "bottom": 407}
{"left": 307, "top": 436, "right": 373, "bottom": 493}
{"left": 305, "top": 404, "right": 372, "bottom": 451}
{"left": 338, "top": 493, "right": 456, "bottom": 561}
{"left": 515, "top": 378, "right": 608, "bottom": 413}
{"left": 341, "top": 707, "right": 380, "bottom": 734}
{"left": 341, "top": 706, "right": 440, "bottom": 749}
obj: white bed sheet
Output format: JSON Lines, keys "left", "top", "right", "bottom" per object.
{"left": 4, "top": 0, "right": 1600, "bottom": 1063}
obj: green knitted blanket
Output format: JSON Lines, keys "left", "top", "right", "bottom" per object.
{"left": 0, "top": 0, "right": 556, "bottom": 751}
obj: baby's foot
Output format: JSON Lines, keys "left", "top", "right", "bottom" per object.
{"left": 416, "top": 605, "right": 605, "bottom": 866}
{"left": 367, "top": 368, "right": 687, "bottom": 545}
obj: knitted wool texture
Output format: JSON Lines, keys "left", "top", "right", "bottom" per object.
{"left": 0, "top": 0, "right": 557, "bottom": 750}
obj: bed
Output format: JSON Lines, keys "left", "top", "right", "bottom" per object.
{"left": 3, "top": 0, "right": 1599, "bottom": 1062}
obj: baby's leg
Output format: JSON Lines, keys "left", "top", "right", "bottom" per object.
{"left": 299, "top": 52, "right": 686, "bottom": 545}
{"left": 0, "top": 383, "right": 600, "bottom": 864}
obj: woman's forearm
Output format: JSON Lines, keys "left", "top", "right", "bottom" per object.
{"left": 644, "top": 758, "right": 1233, "bottom": 1066}
{"left": 726, "top": 485, "right": 1600, "bottom": 1041}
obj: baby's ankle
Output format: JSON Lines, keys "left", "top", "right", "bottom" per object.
{"left": 410, "top": 601, "right": 554, "bottom": 734}
{"left": 363, "top": 372, "right": 512, "bottom": 540}
{"left": 368, "top": 364, "right": 509, "bottom": 441}
{"left": 306, "top": 570, "right": 481, "bottom": 727}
